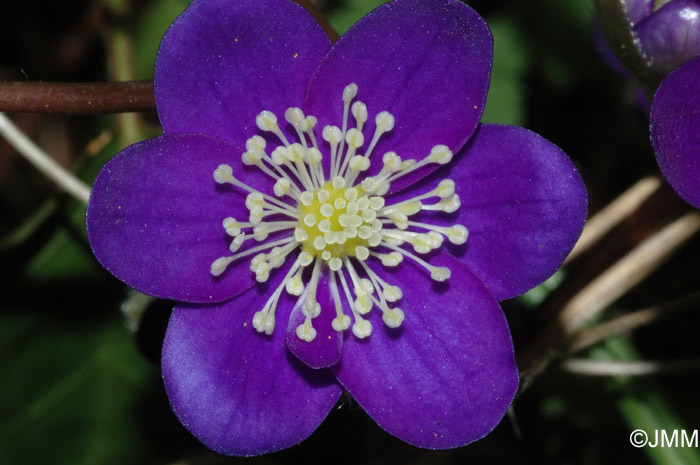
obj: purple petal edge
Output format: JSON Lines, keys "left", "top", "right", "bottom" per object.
{"left": 333, "top": 253, "right": 518, "bottom": 449}
{"left": 305, "top": 0, "right": 492, "bottom": 192}
{"left": 650, "top": 56, "right": 700, "bottom": 208}
{"left": 163, "top": 262, "right": 342, "bottom": 456}
{"left": 385, "top": 124, "right": 588, "bottom": 301}
{"left": 156, "top": 0, "right": 332, "bottom": 147}
{"left": 86, "top": 134, "right": 266, "bottom": 303}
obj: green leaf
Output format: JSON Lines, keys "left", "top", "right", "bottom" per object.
{"left": 0, "top": 311, "right": 158, "bottom": 465}
{"left": 482, "top": 16, "right": 532, "bottom": 126}
{"left": 132, "top": 0, "right": 193, "bottom": 79}
{"left": 326, "top": 0, "right": 389, "bottom": 36}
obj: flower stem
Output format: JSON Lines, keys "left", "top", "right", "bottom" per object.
{"left": 0, "top": 113, "right": 91, "bottom": 204}
{"left": 0, "top": 81, "right": 155, "bottom": 114}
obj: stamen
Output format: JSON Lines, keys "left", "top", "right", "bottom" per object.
{"left": 210, "top": 236, "right": 295, "bottom": 277}
{"left": 405, "top": 221, "right": 469, "bottom": 244}
{"left": 330, "top": 271, "right": 351, "bottom": 331}
{"left": 359, "top": 260, "right": 403, "bottom": 302}
{"left": 337, "top": 266, "right": 372, "bottom": 338}
{"left": 381, "top": 242, "right": 451, "bottom": 282}
{"left": 366, "top": 145, "right": 454, "bottom": 195}
{"left": 338, "top": 128, "right": 364, "bottom": 178}
{"left": 214, "top": 164, "right": 298, "bottom": 215}
{"left": 295, "top": 258, "right": 322, "bottom": 341}
{"left": 335, "top": 83, "right": 358, "bottom": 178}
{"left": 364, "top": 111, "right": 395, "bottom": 161}
{"left": 351, "top": 101, "right": 368, "bottom": 132}
{"left": 244, "top": 137, "right": 304, "bottom": 198}
{"left": 252, "top": 259, "right": 301, "bottom": 335}
{"left": 256, "top": 110, "right": 290, "bottom": 147}
{"left": 323, "top": 125, "right": 342, "bottom": 180}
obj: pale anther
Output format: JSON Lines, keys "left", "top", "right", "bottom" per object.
{"left": 351, "top": 101, "right": 368, "bottom": 125}
{"left": 342, "top": 83, "right": 358, "bottom": 103}
{"left": 382, "top": 307, "right": 404, "bottom": 329}
{"left": 375, "top": 111, "right": 395, "bottom": 132}
{"left": 352, "top": 318, "right": 373, "bottom": 338}
{"left": 427, "top": 144, "right": 453, "bottom": 164}
{"left": 322, "top": 125, "right": 342, "bottom": 144}
{"left": 430, "top": 266, "right": 451, "bottom": 282}
{"left": 256, "top": 110, "right": 279, "bottom": 132}
{"left": 213, "top": 164, "right": 234, "bottom": 183}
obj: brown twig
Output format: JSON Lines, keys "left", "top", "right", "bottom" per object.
{"left": 567, "top": 291, "right": 700, "bottom": 353}
{"left": 565, "top": 176, "right": 663, "bottom": 264}
{"left": 0, "top": 81, "right": 155, "bottom": 114}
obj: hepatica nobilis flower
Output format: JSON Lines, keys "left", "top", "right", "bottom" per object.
{"left": 650, "top": 55, "right": 700, "bottom": 208}
{"left": 627, "top": 0, "right": 700, "bottom": 76}
{"left": 86, "top": 0, "right": 587, "bottom": 455}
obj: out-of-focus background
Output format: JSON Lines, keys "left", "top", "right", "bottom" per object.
{"left": 1, "top": 1, "right": 699, "bottom": 464}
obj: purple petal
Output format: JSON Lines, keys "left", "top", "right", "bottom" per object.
{"left": 635, "top": 0, "right": 700, "bottom": 74}
{"left": 304, "top": 0, "right": 492, "bottom": 191}
{"left": 650, "top": 56, "right": 700, "bottom": 208}
{"left": 155, "top": 0, "right": 332, "bottom": 146}
{"left": 333, "top": 253, "right": 518, "bottom": 449}
{"left": 393, "top": 124, "right": 587, "bottom": 301}
{"left": 625, "top": 0, "right": 654, "bottom": 24}
{"left": 286, "top": 272, "right": 344, "bottom": 369}
{"left": 162, "top": 266, "right": 342, "bottom": 456}
{"left": 86, "top": 134, "right": 279, "bottom": 303}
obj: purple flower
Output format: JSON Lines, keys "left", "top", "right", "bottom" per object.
{"left": 596, "top": 0, "right": 700, "bottom": 85}
{"left": 86, "top": 0, "right": 587, "bottom": 456}
{"left": 634, "top": 0, "right": 700, "bottom": 75}
{"left": 650, "top": 55, "right": 700, "bottom": 208}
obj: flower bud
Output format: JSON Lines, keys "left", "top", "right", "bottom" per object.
{"left": 597, "top": 0, "right": 700, "bottom": 87}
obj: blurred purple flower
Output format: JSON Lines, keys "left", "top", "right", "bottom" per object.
{"left": 597, "top": 1, "right": 700, "bottom": 207}
{"left": 650, "top": 55, "right": 700, "bottom": 207}
{"left": 634, "top": 0, "right": 700, "bottom": 75}
{"left": 86, "top": 0, "right": 587, "bottom": 455}
{"left": 597, "top": 0, "right": 700, "bottom": 82}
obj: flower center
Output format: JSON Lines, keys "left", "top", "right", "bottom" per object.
{"left": 296, "top": 178, "right": 381, "bottom": 270}
{"left": 209, "top": 84, "right": 468, "bottom": 342}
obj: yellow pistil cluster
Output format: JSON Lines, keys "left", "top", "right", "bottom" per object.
{"left": 296, "top": 177, "right": 384, "bottom": 270}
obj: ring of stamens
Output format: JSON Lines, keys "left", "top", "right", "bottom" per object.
{"left": 209, "top": 83, "right": 468, "bottom": 342}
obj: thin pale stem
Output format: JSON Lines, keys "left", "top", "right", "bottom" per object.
{"left": 520, "top": 212, "right": 700, "bottom": 386}
{"left": 0, "top": 113, "right": 91, "bottom": 204}
{"left": 560, "top": 358, "right": 700, "bottom": 376}
{"left": 567, "top": 291, "right": 700, "bottom": 353}
{"left": 565, "top": 176, "right": 662, "bottom": 263}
